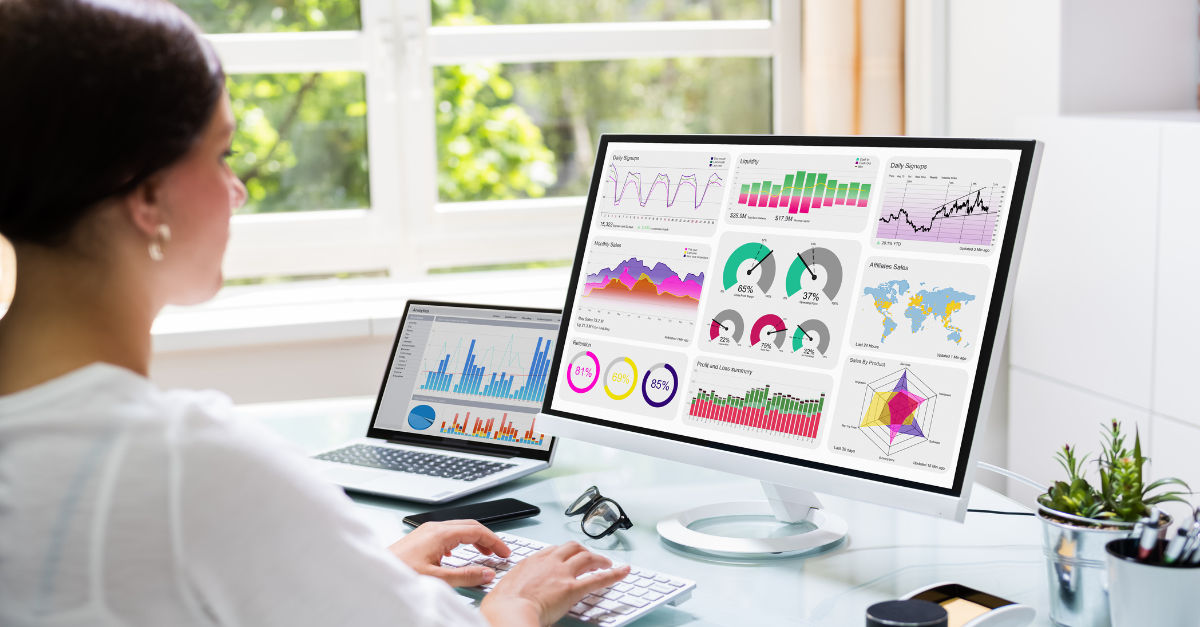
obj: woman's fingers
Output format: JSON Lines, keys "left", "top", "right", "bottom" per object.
{"left": 577, "top": 565, "right": 630, "bottom": 594}
{"left": 436, "top": 520, "right": 512, "bottom": 558}
{"left": 564, "top": 550, "right": 613, "bottom": 576}
{"left": 433, "top": 564, "right": 496, "bottom": 588}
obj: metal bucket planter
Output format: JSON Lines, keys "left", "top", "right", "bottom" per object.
{"left": 1038, "top": 507, "right": 1169, "bottom": 627}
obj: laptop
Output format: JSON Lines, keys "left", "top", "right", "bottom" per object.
{"left": 310, "top": 300, "right": 560, "bottom": 503}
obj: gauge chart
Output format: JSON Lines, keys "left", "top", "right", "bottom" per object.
{"left": 727, "top": 153, "right": 879, "bottom": 232}
{"left": 701, "top": 232, "right": 861, "bottom": 368}
{"left": 555, "top": 337, "right": 687, "bottom": 420}
{"left": 827, "top": 355, "right": 966, "bottom": 473}
{"left": 597, "top": 149, "right": 730, "bottom": 236}
{"left": 873, "top": 156, "right": 1013, "bottom": 256}
{"left": 683, "top": 357, "right": 834, "bottom": 448}
{"left": 575, "top": 236, "right": 710, "bottom": 346}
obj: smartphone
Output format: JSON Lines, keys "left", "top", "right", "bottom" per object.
{"left": 402, "top": 498, "right": 541, "bottom": 528}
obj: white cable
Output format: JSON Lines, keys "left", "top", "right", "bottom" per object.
{"left": 977, "top": 461, "right": 1047, "bottom": 493}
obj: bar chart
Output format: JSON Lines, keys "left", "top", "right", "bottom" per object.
{"left": 683, "top": 358, "right": 834, "bottom": 448}
{"left": 419, "top": 333, "right": 553, "bottom": 405}
{"left": 727, "top": 153, "right": 879, "bottom": 233}
{"left": 439, "top": 411, "right": 546, "bottom": 447}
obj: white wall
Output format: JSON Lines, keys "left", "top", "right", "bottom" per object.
{"left": 1009, "top": 113, "right": 1200, "bottom": 521}
{"left": 939, "top": 0, "right": 1198, "bottom": 498}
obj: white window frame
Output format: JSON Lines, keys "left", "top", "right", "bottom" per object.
{"left": 206, "top": 0, "right": 800, "bottom": 280}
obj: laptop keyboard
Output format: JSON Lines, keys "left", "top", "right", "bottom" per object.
{"left": 314, "top": 444, "right": 516, "bottom": 481}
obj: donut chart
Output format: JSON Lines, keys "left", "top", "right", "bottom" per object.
{"left": 709, "top": 308, "right": 745, "bottom": 343}
{"left": 723, "top": 242, "right": 776, "bottom": 293}
{"left": 641, "top": 363, "right": 679, "bottom": 408}
{"left": 566, "top": 350, "right": 601, "bottom": 393}
{"left": 786, "top": 247, "right": 843, "bottom": 300}
{"left": 603, "top": 356, "right": 639, "bottom": 400}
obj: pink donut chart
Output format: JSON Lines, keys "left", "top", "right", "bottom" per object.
{"left": 566, "top": 350, "right": 601, "bottom": 393}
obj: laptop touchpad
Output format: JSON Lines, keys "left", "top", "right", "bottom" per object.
{"left": 361, "top": 473, "right": 446, "bottom": 498}
{"left": 321, "top": 465, "right": 384, "bottom": 487}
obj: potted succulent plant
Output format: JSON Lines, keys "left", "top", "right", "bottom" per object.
{"left": 1037, "top": 419, "right": 1190, "bottom": 627}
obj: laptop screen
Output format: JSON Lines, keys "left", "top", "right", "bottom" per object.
{"left": 369, "top": 302, "right": 561, "bottom": 459}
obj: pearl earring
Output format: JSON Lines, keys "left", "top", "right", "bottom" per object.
{"left": 148, "top": 224, "right": 171, "bottom": 261}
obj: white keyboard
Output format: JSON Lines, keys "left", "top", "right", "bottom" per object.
{"left": 441, "top": 531, "right": 696, "bottom": 626}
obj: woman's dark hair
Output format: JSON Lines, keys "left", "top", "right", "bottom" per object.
{"left": 0, "top": 0, "right": 225, "bottom": 245}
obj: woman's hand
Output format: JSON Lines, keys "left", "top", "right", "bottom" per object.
{"left": 479, "top": 541, "right": 630, "bottom": 627}
{"left": 387, "top": 519, "right": 511, "bottom": 588}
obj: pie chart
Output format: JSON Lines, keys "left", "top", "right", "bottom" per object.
{"left": 407, "top": 404, "right": 436, "bottom": 430}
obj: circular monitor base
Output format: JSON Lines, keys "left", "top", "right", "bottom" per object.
{"left": 656, "top": 500, "right": 847, "bottom": 559}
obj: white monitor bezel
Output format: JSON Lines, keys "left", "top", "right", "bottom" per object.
{"left": 539, "top": 135, "right": 1043, "bottom": 521}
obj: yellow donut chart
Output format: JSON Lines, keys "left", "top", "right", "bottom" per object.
{"left": 603, "top": 357, "right": 639, "bottom": 400}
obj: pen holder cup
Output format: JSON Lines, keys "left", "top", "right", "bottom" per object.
{"left": 1105, "top": 538, "right": 1200, "bottom": 627}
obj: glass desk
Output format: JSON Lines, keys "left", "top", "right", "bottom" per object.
{"left": 236, "top": 397, "right": 1050, "bottom": 627}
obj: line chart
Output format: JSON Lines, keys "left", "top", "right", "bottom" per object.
{"left": 596, "top": 149, "right": 729, "bottom": 236}
{"left": 607, "top": 164, "right": 724, "bottom": 210}
{"left": 874, "top": 157, "right": 1013, "bottom": 254}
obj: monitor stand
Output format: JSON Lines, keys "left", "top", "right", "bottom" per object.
{"left": 656, "top": 482, "right": 847, "bottom": 559}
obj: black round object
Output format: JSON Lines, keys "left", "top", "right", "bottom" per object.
{"left": 866, "top": 599, "right": 949, "bottom": 627}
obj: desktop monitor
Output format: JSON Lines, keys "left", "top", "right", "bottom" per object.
{"left": 537, "top": 134, "right": 1042, "bottom": 556}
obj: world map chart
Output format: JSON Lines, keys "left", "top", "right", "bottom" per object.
{"left": 862, "top": 280, "right": 976, "bottom": 346}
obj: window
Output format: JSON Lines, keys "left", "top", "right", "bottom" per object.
{"left": 190, "top": 0, "right": 798, "bottom": 281}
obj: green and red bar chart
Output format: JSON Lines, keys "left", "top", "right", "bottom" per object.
{"left": 737, "top": 171, "right": 872, "bottom": 214}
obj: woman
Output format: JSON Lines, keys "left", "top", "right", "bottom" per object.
{"left": 0, "top": 0, "right": 627, "bottom": 625}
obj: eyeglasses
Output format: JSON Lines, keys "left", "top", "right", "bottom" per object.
{"left": 565, "top": 486, "right": 633, "bottom": 539}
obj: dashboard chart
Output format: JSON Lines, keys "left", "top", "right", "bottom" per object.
{"left": 727, "top": 153, "right": 879, "bottom": 232}
{"left": 574, "top": 236, "right": 710, "bottom": 346}
{"left": 418, "top": 330, "right": 552, "bottom": 406}
{"left": 827, "top": 356, "right": 965, "bottom": 473}
{"left": 701, "top": 232, "right": 860, "bottom": 368}
{"left": 557, "top": 337, "right": 687, "bottom": 420}
{"left": 598, "top": 150, "right": 729, "bottom": 236}
{"left": 849, "top": 257, "right": 989, "bottom": 362}
{"left": 683, "top": 357, "right": 834, "bottom": 448}
{"left": 874, "top": 157, "right": 1012, "bottom": 255}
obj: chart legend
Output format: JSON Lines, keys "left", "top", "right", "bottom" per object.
{"left": 728, "top": 153, "right": 879, "bottom": 232}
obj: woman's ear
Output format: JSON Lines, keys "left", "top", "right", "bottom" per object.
{"left": 123, "top": 174, "right": 168, "bottom": 240}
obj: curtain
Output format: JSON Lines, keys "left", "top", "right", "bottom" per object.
{"left": 803, "top": 0, "right": 906, "bottom": 135}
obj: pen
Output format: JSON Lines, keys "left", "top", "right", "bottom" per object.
{"left": 1164, "top": 527, "right": 1188, "bottom": 564}
{"left": 1137, "top": 506, "right": 1160, "bottom": 561}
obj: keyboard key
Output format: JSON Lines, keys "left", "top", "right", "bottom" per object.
{"left": 648, "top": 583, "right": 674, "bottom": 594}
{"left": 620, "top": 595, "right": 649, "bottom": 608}
{"left": 632, "top": 578, "right": 653, "bottom": 588}
{"left": 642, "top": 591, "right": 663, "bottom": 601}
{"left": 583, "top": 607, "right": 608, "bottom": 618}
{"left": 613, "top": 583, "right": 633, "bottom": 592}
{"left": 596, "top": 600, "right": 623, "bottom": 610}
{"left": 624, "top": 588, "right": 645, "bottom": 597}
{"left": 570, "top": 602, "right": 590, "bottom": 615}
{"left": 653, "top": 575, "right": 671, "bottom": 583}
{"left": 667, "top": 580, "right": 686, "bottom": 587}
{"left": 584, "top": 595, "right": 604, "bottom": 605}
{"left": 441, "top": 556, "right": 468, "bottom": 567}
{"left": 601, "top": 590, "right": 623, "bottom": 600}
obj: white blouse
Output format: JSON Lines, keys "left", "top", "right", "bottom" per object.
{"left": 0, "top": 363, "right": 488, "bottom": 627}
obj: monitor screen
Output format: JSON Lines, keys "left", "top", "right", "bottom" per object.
{"left": 544, "top": 136, "right": 1037, "bottom": 495}
{"left": 371, "top": 302, "right": 561, "bottom": 458}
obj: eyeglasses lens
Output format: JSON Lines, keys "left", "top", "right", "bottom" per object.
{"left": 582, "top": 500, "right": 621, "bottom": 537}
{"left": 566, "top": 487, "right": 599, "bottom": 516}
